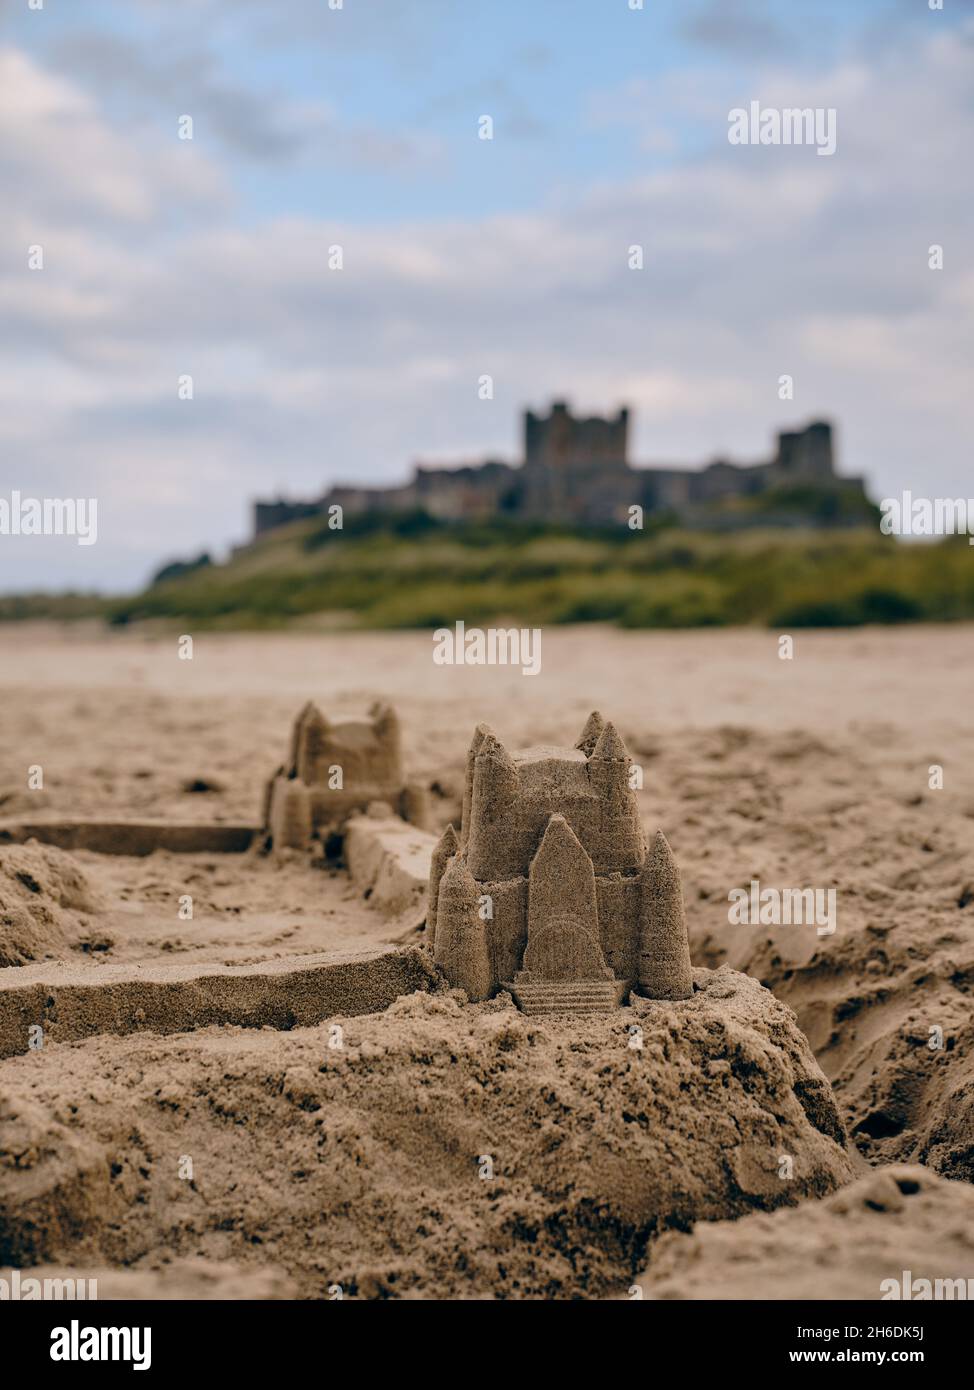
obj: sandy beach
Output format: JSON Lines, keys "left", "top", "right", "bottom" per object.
{"left": 1, "top": 621, "right": 972, "bottom": 1298}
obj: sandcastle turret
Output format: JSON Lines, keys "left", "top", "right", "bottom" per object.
{"left": 587, "top": 721, "right": 644, "bottom": 872}
{"left": 575, "top": 709, "right": 606, "bottom": 756}
{"left": 427, "top": 822, "right": 460, "bottom": 955}
{"left": 432, "top": 854, "right": 492, "bottom": 1001}
{"left": 587, "top": 721, "right": 632, "bottom": 802}
{"left": 287, "top": 701, "right": 315, "bottom": 774}
{"left": 369, "top": 700, "right": 402, "bottom": 758}
{"left": 295, "top": 704, "right": 330, "bottom": 785}
{"left": 466, "top": 732, "right": 520, "bottom": 879}
{"left": 638, "top": 830, "right": 693, "bottom": 1000}
{"left": 460, "top": 724, "right": 490, "bottom": 846}
{"left": 267, "top": 773, "right": 312, "bottom": 850}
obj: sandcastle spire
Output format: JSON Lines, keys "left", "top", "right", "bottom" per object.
{"left": 267, "top": 772, "right": 312, "bottom": 849}
{"left": 426, "top": 822, "right": 460, "bottom": 954}
{"left": 296, "top": 703, "right": 330, "bottom": 784}
{"left": 467, "top": 731, "right": 519, "bottom": 879}
{"left": 590, "top": 720, "right": 629, "bottom": 763}
{"left": 460, "top": 723, "right": 490, "bottom": 845}
{"left": 370, "top": 701, "right": 401, "bottom": 748}
{"left": 638, "top": 830, "right": 693, "bottom": 1000}
{"left": 575, "top": 710, "right": 606, "bottom": 756}
{"left": 588, "top": 720, "right": 643, "bottom": 872}
{"left": 433, "top": 854, "right": 492, "bottom": 1001}
{"left": 287, "top": 701, "right": 315, "bottom": 775}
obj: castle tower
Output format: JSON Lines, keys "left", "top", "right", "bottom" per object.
{"left": 370, "top": 701, "right": 402, "bottom": 764}
{"left": 460, "top": 724, "right": 489, "bottom": 846}
{"left": 638, "top": 831, "right": 693, "bottom": 1000}
{"left": 587, "top": 722, "right": 644, "bottom": 872}
{"left": 287, "top": 701, "right": 314, "bottom": 775}
{"left": 775, "top": 422, "right": 834, "bottom": 482}
{"left": 267, "top": 772, "right": 312, "bottom": 850}
{"left": 432, "top": 854, "right": 492, "bottom": 1001}
{"left": 575, "top": 709, "right": 605, "bottom": 756}
{"left": 261, "top": 764, "right": 284, "bottom": 828}
{"left": 466, "top": 732, "right": 520, "bottom": 879}
{"left": 520, "top": 402, "right": 631, "bottom": 523}
{"left": 295, "top": 704, "right": 330, "bottom": 785}
{"left": 426, "top": 822, "right": 460, "bottom": 955}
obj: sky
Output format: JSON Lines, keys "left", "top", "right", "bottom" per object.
{"left": 1, "top": 0, "right": 972, "bottom": 591}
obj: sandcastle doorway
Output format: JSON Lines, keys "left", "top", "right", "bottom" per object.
{"left": 520, "top": 912, "right": 611, "bottom": 982}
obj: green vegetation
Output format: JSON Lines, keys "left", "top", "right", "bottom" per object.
{"left": 0, "top": 591, "right": 111, "bottom": 622}
{"left": 90, "top": 514, "right": 974, "bottom": 631}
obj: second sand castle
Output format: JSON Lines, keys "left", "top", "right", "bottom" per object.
{"left": 263, "top": 701, "right": 427, "bottom": 850}
{"left": 428, "top": 712, "right": 693, "bottom": 1015}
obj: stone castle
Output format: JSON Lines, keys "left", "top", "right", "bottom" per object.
{"left": 255, "top": 400, "right": 866, "bottom": 536}
{"left": 427, "top": 712, "right": 693, "bottom": 1016}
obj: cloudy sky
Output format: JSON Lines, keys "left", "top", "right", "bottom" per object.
{"left": 1, "top": 0, "right": 972, "bottom": 591}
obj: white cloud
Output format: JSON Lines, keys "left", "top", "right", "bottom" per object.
{"left": 0, "top": 47, "right": 225, "bottom": 227}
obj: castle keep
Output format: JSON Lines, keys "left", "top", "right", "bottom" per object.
{"left": 427, "top": 712, "right": 693, "bottom": 1015}
{"left": 255, "top": 400, "right": 865, "bottom": 536}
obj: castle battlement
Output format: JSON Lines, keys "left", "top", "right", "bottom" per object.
{"left": 428, "top": 712, "right": 693, "bottom": 1015}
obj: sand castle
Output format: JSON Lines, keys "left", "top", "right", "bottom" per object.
{"left": 263, "top": 701, "right": 427, "bottom": 851}
{"left": 427, "top": 712, "right": 693, "bottom": 1015}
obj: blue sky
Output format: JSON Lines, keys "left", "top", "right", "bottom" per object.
{"left": 1, "top": 0, "right": 972, "bottom": 589}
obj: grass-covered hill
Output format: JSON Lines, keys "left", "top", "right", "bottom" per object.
{"left": 87, "top": 504, "right": 974, "bottom": 631}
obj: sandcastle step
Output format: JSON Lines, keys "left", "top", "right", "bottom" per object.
{"left": 507, "top": 979, "right": 626, "bottom": 1016}
{"left": 517, "top": 1003, "right": 617, "bottom": 1016}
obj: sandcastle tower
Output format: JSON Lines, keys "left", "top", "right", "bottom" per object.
{"left": 432, "top": 854, "right": 492, "bottom": 1002}
{"left": 427, "top": 713, "right": 693, "bottom": 1015}
{"left": 426, "top": 822, "right": 459, "bottom": 955}
{"left": 638, "top": 830, "right": 693, "bottom": 1000}
{"left": 264, "top": 701, "right": 428, "bottom": 851}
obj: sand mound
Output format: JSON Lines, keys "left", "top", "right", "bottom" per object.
{"left": 699, "top": 910, "right": 974, "bottom": 1182}
{"left": 0, "top": 843, "right": 102, "bottom": 966}
{"left": 0, "top": 966, "right": 854, "bottom": 1298}
{"left": 634, "top": 1164, "right": 974, "bottom": 1300}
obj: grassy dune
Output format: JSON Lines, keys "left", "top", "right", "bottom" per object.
{"left": 94, "top": 512, "right": 974, "bottom": 630}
